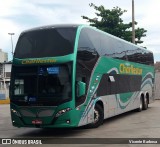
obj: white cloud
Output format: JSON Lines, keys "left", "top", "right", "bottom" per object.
{"left": 0, "top": 0, "right": 160, "bottom": 61}
{"left": 0, "top": 18, "right": 20, "bottom": 55}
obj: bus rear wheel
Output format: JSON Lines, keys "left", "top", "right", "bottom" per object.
{"left": 88, "top": 104, "right": 104, "bottom": 128}
{"left": 137, "top": 97, "right": 143, "bottom": 112}
{"left": 143, "top": 97, "right": 148, "bottom": 110}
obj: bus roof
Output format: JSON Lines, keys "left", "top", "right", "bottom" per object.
{"left": 21, "top": 24, "right": 80, "bottom": 34}
{"left": 20, "top": 24, "right": 153, "bottom": 54}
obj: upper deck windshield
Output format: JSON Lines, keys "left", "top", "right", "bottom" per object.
{"left": 14, "top": 27, "right": 77, "bottom": 58}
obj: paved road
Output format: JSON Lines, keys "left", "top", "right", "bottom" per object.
{"left": 1, "top": 101, "right": 160, "bottom": 147}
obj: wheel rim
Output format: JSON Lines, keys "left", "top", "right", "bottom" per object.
{"left": 144, "top": 97, "right": 148, "bottom": 109}
{"left": 94, "top": 109, "right": 99, "bottom": 123}
{"left": 144, "top": 98, "right": 147, "bottom": 105}
{"left": 140, "top": 98, "right": 142, "bottom": 109}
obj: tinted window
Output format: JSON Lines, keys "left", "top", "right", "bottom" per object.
{"left": 75, "top": 62, "right": 91, "bottom": 106}
{"left": 79, "top": 27, "right": 154, "bottom": 66}
{"left": 15, "top": 27, "right": 77, "bottom": 58}
{"left": 77, "top": 28, "right": 99, "bottom": 71}
{"left": 97, "top": 74, "right": 142, "bottom": 96}
{"left": 10, "top": 63, "right": 72, "bottom": 106}
{"left": 126, "top": 46, "right": 154, "bottom": 66}
{"left": 100, "top": 34, "right": 127, "bottom": 60}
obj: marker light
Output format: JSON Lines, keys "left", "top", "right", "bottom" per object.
{"left": 11, "top": 109, "right": 21, "bottom": 117}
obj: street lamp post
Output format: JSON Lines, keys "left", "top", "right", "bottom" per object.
{"left": 8, "top": 33, "right": 15, "bottom": 57}
{"left": 132, "top": 0, "right": 135, "bottom": 44}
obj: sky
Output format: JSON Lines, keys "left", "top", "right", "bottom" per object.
{"left": 0, "top": 0, "right": 160, "bottom": 62}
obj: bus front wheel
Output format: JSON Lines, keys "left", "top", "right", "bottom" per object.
{"left": 88, "top": 104, "right": 104, "bottom": 128}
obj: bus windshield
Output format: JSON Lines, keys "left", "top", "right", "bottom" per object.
{"left": 11, "top": 63, "right": 72, "bottom": 106}
{"left": 14, "top": 27, "right": 77, "bottom": 58}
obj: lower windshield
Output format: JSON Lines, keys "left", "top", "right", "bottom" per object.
{"left": 11, "top": 63, "right": 72, "bottom": 106}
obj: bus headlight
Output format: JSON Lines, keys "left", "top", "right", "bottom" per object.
{"left": 11, "top": 109, "right": 21, "bottom": 117}
{"left": 55, "top": 108, "right": 71, "bottom": 117}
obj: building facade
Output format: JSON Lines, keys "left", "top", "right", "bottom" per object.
{"left": 0, "top": 62, "right": 12, "bottom": 99}
{"left": 155, "top": 62, "right": 160, "bottom": 72}
{"left": 0, "top": 49, "right": 10, "bottom": 99}
{"left": 0, "top": 49, "right": 8, "bottom": 62}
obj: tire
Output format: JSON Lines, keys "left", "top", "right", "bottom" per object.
{"left": 142, "top": 97, "right": 148, "bottom": 110}
{"left": 137, "top": 97, "right": 143, "bottom": 112}
{"left": 88, "top": 104, "right": 104, "bottom": 128}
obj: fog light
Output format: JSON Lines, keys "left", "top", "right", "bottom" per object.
{"left": 66, "top": 120, "right": 70, "bottom": 124}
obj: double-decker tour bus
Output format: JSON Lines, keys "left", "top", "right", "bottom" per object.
{"left": 10, "top": 24, "right": 155, "bottom": 128}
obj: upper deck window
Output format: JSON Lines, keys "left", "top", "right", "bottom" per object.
{"left": 14, "top": 27, "right": 77, "bottom": 58}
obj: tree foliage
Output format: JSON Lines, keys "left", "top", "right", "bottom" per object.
{"left": 82, "top": 3, "right": 147, "bottom": 44}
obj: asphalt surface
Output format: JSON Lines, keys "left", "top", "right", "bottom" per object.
{"left": 0, "top": 100, "right": 160, "bottom": 147}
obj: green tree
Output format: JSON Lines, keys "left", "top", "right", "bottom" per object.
{"left": 82, "top": 3, "right": 147, "bottom": 44}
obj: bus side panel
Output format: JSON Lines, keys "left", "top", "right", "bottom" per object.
{"left": 77, "top": 56, "right": 154, "bottom": 125}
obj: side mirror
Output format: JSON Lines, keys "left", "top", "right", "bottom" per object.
{"left": 77, "top": 81, "right": 86, "bottom": 97}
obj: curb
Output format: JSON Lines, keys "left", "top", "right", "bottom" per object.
{"left": 0, "top": 99, "right": 10, "bottom": 104}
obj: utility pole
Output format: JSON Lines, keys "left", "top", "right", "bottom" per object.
{"left": 8, "top": 33, "right": 15, "bottom": 57}
{"left": 132, "top": 0, "right": 135, "bottom": 44}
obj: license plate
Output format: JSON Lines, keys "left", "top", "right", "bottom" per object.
{"left": 32, "top": 120, "right": 42, "bottom": 124}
